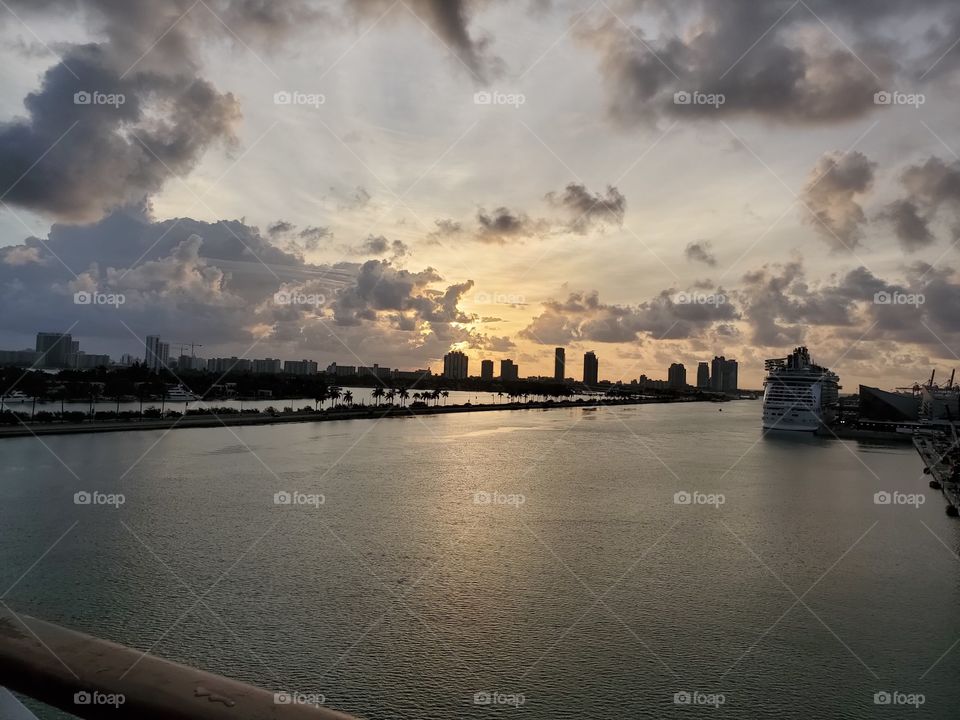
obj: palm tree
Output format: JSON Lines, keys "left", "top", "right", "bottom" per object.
{"left": 441, "top": 390, "right": 449, "bottom": 405}
{"left": 343, "top": 390, "right": 353, "bottom": 406}
{"left": 314, "top": 387, "right": 328, "bottom": 411}
{"left": 385, "top": 389, "right": 396, "bottom": 405}
{"left": 372, "top": 386, "right": 385, "bottom": 406}
{"left": 328, "top": 386, "right": 342, "bottom": 407}
{"left": 398, "top": 388, "right": 409, "bottom": 407}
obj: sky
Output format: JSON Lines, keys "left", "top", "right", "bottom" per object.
{"left": 2, "top": 0, "right": 960, "bottom": 389}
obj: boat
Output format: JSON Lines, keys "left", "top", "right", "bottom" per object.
{"left": 1, "top": 390, "right": 31, "bottom": 403}
{"left": 762, "top": 346, "right": 840, "bottom": 431}
{"left": 164, "top": 384, "right": 200, "bottom": 402}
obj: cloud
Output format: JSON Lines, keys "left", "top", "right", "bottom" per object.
{"left": 0, "top": 44, "right": 239, "bottom": 222}
{"left": 879, "top": 199, "right": 935, "bottom": 251}
{"left": 881, "top": 156, "right": 960, "bottom": 249}
{"left": 351, "top": 0, "right": 499, "bottom": 81}
{"left": 475, "top": 207, "right": 544, "bottom": 244}
{"left": 545, "top": 183, "right": 626, "bottom": 234}
{"left": 685, "top": 241, "right": 717, "bottom": 266}
{"left": 521, "top": 287, "right": 738, "bottom": 345}
{"left": 351, "top": 235, "right": 410, "bottom": 258}
{"left": 575, "top": 0, "right": 909, "bottom": 126}
{"left": 801, "top": 151, "right": 875, "bottom": 251}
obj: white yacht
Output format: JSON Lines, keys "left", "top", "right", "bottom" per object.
{"left": 762, "top": 347, "right": 840, "bottom": 431}
{"left": 165, "top": 384, "right": 200, "bottom": 402}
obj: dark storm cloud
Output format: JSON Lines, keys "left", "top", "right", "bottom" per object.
{"left": 351, "top": 0, "right": 498, "bottom": 81}
{"left": 879, "top": 199, "right": 935, "bottom": 251}
{"left": 267, "top": 220, "right": 296, "bottom": 237}
{"left": 800, "top": 151, "right": 876, "bottom": 251}
{"left": 574, "top": 0, "right": 939, "bottom": 126}
{"left": 685, "top": 241, "right": 717, "bottom": 267}
{"left": 545, "top": 183, "right": 626, "bottom": 234}
{"left": 351, "top": 235, "right": 409, "bottom": 258}
{"left": 0, "top": 44, "right": 239, "bottom": 221}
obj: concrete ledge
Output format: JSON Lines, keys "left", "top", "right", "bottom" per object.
{"left": 0, "top": 609, "right": 356, "bottom": 720}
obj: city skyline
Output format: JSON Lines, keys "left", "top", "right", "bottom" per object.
{"left": 2, "top": 2, "right": 960, "bottom": 390}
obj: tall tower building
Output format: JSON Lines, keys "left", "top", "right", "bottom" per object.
{"left": 35, "top": 332, "right": 72, "bottom": 368}
{"left": 554, "top": 347, "right": 565, "bottom": 382}
{"left": 668, "top": 363, "right": 686, "bottom": 389}
{"left": 697, "top": 362, "right": 710, "bottom": 389}
{"left": 500, "top": 359, "right": 519, "bottom": 382}
{"left": 145, "top": 335, "right": 169, "bottom": 372}
{"left": 722, "top": 359, "right": 738, "bottom": 394}
{"left": 442, "top": 350, "right": 469, "bottom": 379}
{"left": 711, "top": 356, "right": 725, "bottom": 392}
{"left": 480, "top": 359, "right": 494, "bottom": 380}
{"left": 583, "top": 351, "right": 599, "bottom": 386}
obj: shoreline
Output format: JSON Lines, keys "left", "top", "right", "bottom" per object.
{"left": 0, "top": 396, "right": 717, "bottom": 439}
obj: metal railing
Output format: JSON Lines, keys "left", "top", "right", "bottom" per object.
{"left": 0, "top": 609, "right": 356, "bottom": 719}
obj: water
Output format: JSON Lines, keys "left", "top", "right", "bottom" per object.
{"left": 2, "top": 401, "right": 958, "bottom": 718}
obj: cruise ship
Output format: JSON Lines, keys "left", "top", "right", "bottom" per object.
{"left": 762, "top": 347, "right": 840, "bottom": 431}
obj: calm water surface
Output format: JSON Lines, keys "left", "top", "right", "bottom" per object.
{"left": 2, "top": 401, "right": 959, "bottom": 718}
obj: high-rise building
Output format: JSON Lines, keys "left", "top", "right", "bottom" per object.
{"left": 253, "top": 358, "right": 282, "bottom": 374}
{"left": 481, "top": 359, "right": 494, "bottom": 380}
{"left": 442, "top": 351, "right": 469, "bottom": 379}
{"left": 697, "top": 362, "right": 710, "bottom": 389}
{"left": 711, "top": 356, "right": 725, "bottom": 392}
{"left": 722, "top": 359, "right": 738, "bottom": 394}
{"left": 145, "top": 335, "right": 170, "bottom": 372}
{"left": 35, "top": 332, "right": 72, "bottom": 368}
{"left": 283, "top": 359, "right": 318, "bottom": 375}
{"left": 554, "top": 348, "right": 566, "bottom": 382}
{"left": 500, "top": 359, "right": 519, "bottom": 382}
{"left": 710, "top": 356, "right": 738, "bottom": 394}
{"left": 668, "top": 363, "right": 686, "bottom": 389}
{"left": 583, "top": 351, "right": 598, "bottom": 386}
